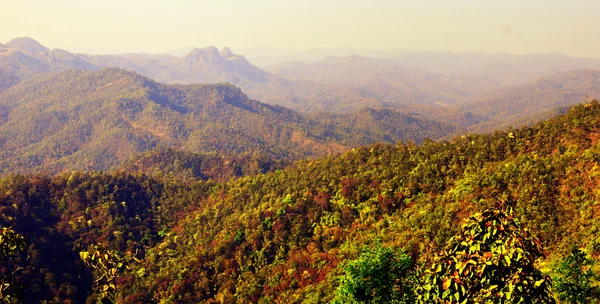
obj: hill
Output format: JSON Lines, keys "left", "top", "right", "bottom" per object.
{"left": 119, "top": 147, "right": 284, "bottom": 181}
{"left": 0, "top": 68, "right": 457, "bottom": 175}
{"left": 383, "top": 51, "right": 600, "bottom": 87}
{"left": 0, "top": 38, "right": 97, "bottom": 84}
{"left": 5, "top": 37, "right": 49, "bottom": 53}
{"left": 465, "top": 69, "right": 600, "bottom": 131}
{"left": 86, "top": 46, "right": 269, "bottom": 85}
{"left": 1, "top": 101, "right": 600, "bottom": 302}
{"left": 85, "top": 48, "right": 403, "bottom": 113}
{"left": 2, "top": 38, "right": 600, "bottom": 134}
{"left": 266, "top": 55, "right": 493, "bottom": 107}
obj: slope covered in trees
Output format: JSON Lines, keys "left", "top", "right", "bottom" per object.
{"left": 119, "top": 147, "right": 285, "bottom": 182}
{"left": 115, "top": 101, "right": 600, "bottom": 303}
{"left": 1, "top": 101, "right": 600, "bottom": 302}
{"left": 2, "top": 37, "right": 600, "bottom": 134}
{"left": 0, "top": 68, "right": 457, "bottom": 175}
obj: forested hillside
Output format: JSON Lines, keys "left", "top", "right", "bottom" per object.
{"left": 1, "top": 101, "right": 600, "bottom": 303}
{"left": 0, "top": 68, "right": 457, "bottom": 175}
{"left": 119, "top": 147, "right": 285, "bottom": 182}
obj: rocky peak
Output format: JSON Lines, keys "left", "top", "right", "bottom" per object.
{"left": 220, "top": 47, "right": 236, "bottom": 59}
{"left": 184, "top": 46, "right": 221, "bottom": 64}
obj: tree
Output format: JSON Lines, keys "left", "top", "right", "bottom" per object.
{"left": 332, "top": 242, "right": 416, "bottom": 304}
{"left": 0, "top": 227, "right": 26, "bottom": 304}
{"left": 419, "top": 204, "right": 555, "bottom": 303}
{"left": 80, "top": 244, "right": 138, "bottom": 304}
{"left": 554, "top": 248, "right": 600, "bottom": 303}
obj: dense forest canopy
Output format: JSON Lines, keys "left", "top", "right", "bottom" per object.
{"left": 0, "top": 68, "right": 459, "bottom": 176}
{"left": 1, "top": 101, "right": 600, "bottom": 302}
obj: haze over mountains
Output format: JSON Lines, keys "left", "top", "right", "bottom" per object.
{"left": 0, "top": 68, "right": 459, "bottom": 174}
{"left": 1, "top": 36, "right": 600, "bottom": 153}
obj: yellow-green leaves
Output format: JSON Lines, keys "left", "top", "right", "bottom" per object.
{"left": 0, "top": 227, "right": 25, "bottom": 303}
{"left": 80, "top": 244, "right": 138, "bottom": 304}
{"left": 417, "top": 204, "right": 556, "bottom": 304}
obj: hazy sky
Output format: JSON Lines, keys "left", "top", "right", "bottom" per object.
{"left": 1, "top": 0, "right": 600, "bottom": 57}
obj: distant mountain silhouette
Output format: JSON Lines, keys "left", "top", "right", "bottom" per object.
{"left": 465, "top": 69, "right": 600, "bottom": 131}
{"left": 5, "top": 37, "right": 49, "bottom": 53}
{"left": 382, "top": 51, "right": 600, "bottom": 87}
{"left": 266, "top": 55, "right": 493, "bottom": 107}
{"left": 1, "top": 37, "right": 600, "bottom": 134}
{"left": 0, "top": 38, "right": 97, "bottom": 81}
{"left": 86, "top": 46, "right": 269, "bottom": 85}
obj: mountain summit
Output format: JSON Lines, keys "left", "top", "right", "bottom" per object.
{"left": 220, "top": 47, "right": 236, "bottom": 59}
{"left": 184, "top": 46, "right": 221, "bottom": 64}
{"left": 5, "top": 37, "right": 49, "bottom": 53}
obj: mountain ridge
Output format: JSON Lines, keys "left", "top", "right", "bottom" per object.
{"left": 0, "top": 68, "right": 457, "bottom": 175}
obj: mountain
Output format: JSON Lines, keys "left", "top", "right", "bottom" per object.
{"left": 383, "top": 51, "right": 600, "bottom": 87}
{"left": 2, "top": 38, "right": 600, "bottom": 132}
{"left": 313, "top": 107, "right": 459, "bottom": 143}
{"left": 0, "top": 68, "right": 457, "bottom": 175}
{"left": 119, "top": 147, "right": 284, "bottom": 181}
{"left": 2, "top": 101, "right": 600, "bottom": 302}
{"left": 86, "top": 48, "right": 498, "bottom": 114}
{"left": 266, "top": 55, "right": 494, "bottom": 107}
{"left": 5, "top": 37, "right": 49, "bottom": 53}
{"left": 465, "top": 69, "right": 600, "bottom": 131}
{"left": 86, "top": 46, "right": 269, "bottom": 85}
{"left": 0, "top": 38, "right": 97, "bottom": 83}
{"left": 85, "top": 48, "right": 387, "bottom": 113}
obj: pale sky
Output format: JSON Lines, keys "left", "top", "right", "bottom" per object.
{"left": 1, "top": 0, "right": 600, "bottom": 57}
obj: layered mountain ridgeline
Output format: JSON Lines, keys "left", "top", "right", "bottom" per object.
{"left": 85, "top": 46, "right": 269, "bottom": 85}
{"left": 266, "top": 56, "right": 600, "bottom": 124}
{"left": 0, "top": 68, "right": 458, "bottom": 175}
{"left": 245, "top": 47, "right": 600, "bottom": 81}
{"left": 88, "top": 47, "right": 600, "bottom": 126}
{"left": 464, "top": 69, "right": 600, "bottom": 131}
{"left": 0, "top": 38, "right": 96, "bottom": 82}
{"left": 2, "top": 101, "right": 600, "bottom": 302}
{"left": 381, "top": 51, "right": 600, "bottom": 87}
{"left": 84, "top": 47, "right": 463, "bottom": 113}
{"left": 265, "top": 55, "right": 494, "bottom": 106}
{"left": 2, "top": 37, "right": 600, "bottom": 132}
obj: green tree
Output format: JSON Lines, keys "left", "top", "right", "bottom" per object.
{"left": 419, "top": 205, "right": 555, "bottom": 303}
{"left": 554, "top": 248, "right": 600, "bottom": 303}
{"left": 332, "top": 242, "right": 416, "bottom": 304}
{"left": 0, "top": 227, "right": 26, "bottom": 304}
{"left": 80, "top": 244, "right": 138, "bottom": 304}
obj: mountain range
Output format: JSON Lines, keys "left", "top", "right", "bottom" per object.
{"left": 2, "top": 37, "right": 600, "bottom": 173}
{"left": 2, "top": 37, "right": 600, "bottom": 121}
{"left": 0, "top": 68, "right": 457, "bottom": 175}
